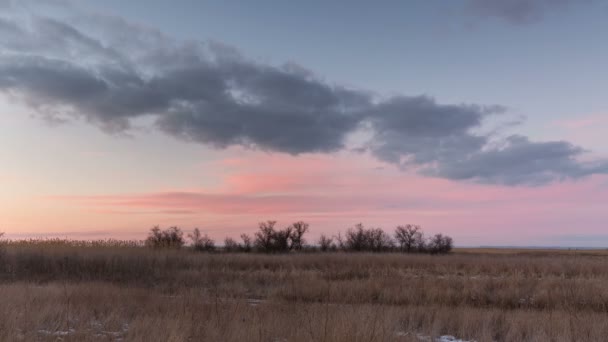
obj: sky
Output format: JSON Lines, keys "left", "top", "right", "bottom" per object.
{"left": 1, "top": 0, "right": 608, "bottom": 246}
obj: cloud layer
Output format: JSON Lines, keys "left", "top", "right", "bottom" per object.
{"left": 468, "top": 0, "right": 585, "bottom": 24}
{"left": 0, "top": 5, "right": 606, "bottom": 185}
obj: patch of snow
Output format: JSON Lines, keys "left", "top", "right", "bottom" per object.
{"left": 38, "top": 328, "right": 76, "bottom": 336}
{"left": 396, "top": 331, "right": 475, "bottom": 342}
{"left": 90, "top": 320, "right": 130, "bottom": 341}
{"left": 436, "top": 335, "right": 475, "bottom": 342}
{"left": 246, "top": 298, "right": 266, "bottom": 306}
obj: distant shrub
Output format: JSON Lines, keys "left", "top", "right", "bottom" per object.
{"left": 394, "top": 225, "right": 424, "bottom": 253}
{"left": 224, "top": 237, "right": 240, "bottom": 252}
{"left": 341, "top": 224, "right": 393, "bottom": 252}
{"left": 141, "top": 222, "right": 453, "bottom": 255}
{"left": 240, "top": 234, "right": 252, "bottom": 252}
{"left": 0, "top": 232, "right": 5, "bottom": 261}
{"left": 289, "top": 221, "right": 309, "bottom": 251}
{"left": 318, "top": 234, "right": 335, "bottom": 252}
{"left": 188, "top": 228, "right": 215, "bottom": 252}
{"left": 253, "top": 220, "right": 311, "bottom": 253}
{"left": 145, "top": 226, "right": 185, "bottom": 249}
{"left": 254, "top": 221, "right": 278, "bottom": 252}
{"left": 427, "top": 233, "right": 453, "bottom": 255}
{"left": 330, "top": 224, "right": 453, "bottom": 254}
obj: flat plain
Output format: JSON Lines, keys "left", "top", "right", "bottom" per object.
{"left": 1, "top": 242, "right": 608, "bottom": 341}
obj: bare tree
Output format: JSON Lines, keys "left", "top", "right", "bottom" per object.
{"left": 394, "top": 225, "right": 423, "bottom": 253}
{"left": 188, "top": 228, "right": 215, "bottom": 252}
{"left": 253, "top": 220, "right": 310, "bottom": 253}
{"left": 368, "top": 227, "right": 394, "bottom": 252}
{"left": 145, "top": 226, "right": 185, "bottom": 249}
{"left": 344, "top": 223, "right": 368, "bottom": 251}
{"left": 335, "top": 232, "right": 345, "bottom": 251}
{"left": 273, "top": 225, "right": 293, "bottom": 252}
{"left": 290, "top": 221, "right": 309, "bottom": 251}
{"left": 318, "top": 234, "right": 334, "bottom": 252}
{"left": 254, "top": 221, "right": 277, "bottom": 252}
{"left": 224, "top": 237, "right": 239, "bottom": 252}
{"left": 427, "top": 233, "right": 453, "bottom": 254}
{"left": 240, "top": 234, "right": 252, "bottom": 252}
{"left": 0, "top": 232, "right": 4, "bottom": 261}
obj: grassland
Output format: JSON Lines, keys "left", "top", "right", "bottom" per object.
{"left": 1, "top": 241, "right": 608, "bottom": 341}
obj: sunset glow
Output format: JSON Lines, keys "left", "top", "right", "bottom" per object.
{"left": 2, "top": 1, "right": 608, "bottom": 246}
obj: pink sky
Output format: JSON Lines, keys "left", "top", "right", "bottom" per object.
{"left": 2, "top": 3, "right": 608, "bottom": 247}
{"left": 4, "top": 148, "right": 604, "bottom": 246}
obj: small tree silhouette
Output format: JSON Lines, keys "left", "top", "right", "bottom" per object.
{"left": 224, "top": 237, "right": 239, "bottom": 252}
{"left": 240, "top": 234, "right": 252, "bottom": 252}
{"left": 0, "top": 232, "right": 5, "bottom": 258}
{"left": 145, "top": 226, "right": 185, "bottom": 249}
{"left": 394, "top": 225, "right": 423, "bottom": 253}
{"left": 188, "top": 228, "right": 215, "bottom": 252}
{"left": 368, "top": 227, "right": 394, "bottom": 252}
{"left": 318, "top": 234, "right": 334, "bottom": 252}
{"left": 290, "top": 221, "right": 309, "bottom": 251}
{"left": 344, "top": 223, "right": 368, "bottom": 251}
{"left": 427, "top": 233, "right": 453, "bottom": 254}
{"left": 253, "top": 220, "right": 310, "bottom": 253}
{"left": 254, "top": 221, "right": 277, "bottom": 252}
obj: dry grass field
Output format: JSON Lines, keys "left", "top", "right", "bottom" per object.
{"left": 1, "top": 241, "right": 608, "bottom": 341}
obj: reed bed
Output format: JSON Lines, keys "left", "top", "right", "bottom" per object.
{"left": 1, "top": 240, "right": 607, "bottom": 341}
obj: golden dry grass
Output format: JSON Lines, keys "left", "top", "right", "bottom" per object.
{"left": 1, "top": 242, "right": 608, "bottom": 341}
{"left": 454, "top": 247, "right": 608, "bottom": 256}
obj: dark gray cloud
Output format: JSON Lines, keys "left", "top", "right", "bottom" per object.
{"left": 427, "top": 135, "right": 608, "bottom": 186}
{"left": 468, "top": 0, "right": 586, "bottom": 24}
{"left": 0, "top": 10, "right": 606, "bottom": 185}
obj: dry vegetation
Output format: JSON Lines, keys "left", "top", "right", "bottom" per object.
{"left": 1, "top": 238, "right": 608, "bottom": 341}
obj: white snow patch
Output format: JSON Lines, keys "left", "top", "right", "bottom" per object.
{"left": 396, "top": 331, "right": 475, "bottom": 342}
{"left": 435, "top": 335, "right": 475, "bottom": 342}
{"left": 38, "top": 328, "right": 76, "bottom": 336}
{"left": 246, "top": 298, "right": 266, "bottom": 306}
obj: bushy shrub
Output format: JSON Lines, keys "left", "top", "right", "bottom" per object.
{"left": 188, "top": 228, "right": 215, "bottom": 252}
{"left": 318, "top": 234, "right": 335, "bottom": 252}
{"left": 254, "top": 221, "right": 277, "bottom": 252}
{"left": 142, "top": 222, "right": 453, "bottom": 255}
{"left": 427, "top": 233, "right": 453, "bottom": 254}
{"left": 240, "top": 234, "right": 252, "bottom": 252}
{"left": 253, "top": 220, "right": 311, "bottom": 253}
{"left": 394, "top": 225, "right": 424, "bottom": 253}
{"left": 341, "top": 224, "right": 393, "bottom": 252}
{"left": 0, "top": 232, "right": 5, "bottom": 262}
{"left": 145, "top": 226, "right": 185, "bottom": 249}
{"left": 224, "top": 237, "right": 240, "bottom": 252}
{"left": 290, "top": 221, "right": 309, "bottom": 251}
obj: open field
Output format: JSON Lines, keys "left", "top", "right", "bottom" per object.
{"left": 454, "top": 248, "right": 608, "bottom": 257}
{"left": 2, "top": 242, "right": 608, "bottom": 341}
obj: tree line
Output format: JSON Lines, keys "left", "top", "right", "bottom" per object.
{"left": 145, "top": 222, "right": 453, "bottom": 254}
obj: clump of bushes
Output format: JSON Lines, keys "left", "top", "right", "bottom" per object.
{"left": 145, "top": 226, "right": 184, "bottom": 249}
{"left": 144, "top": 222, "right": 453, "bottom": 255}
{"left": 0, "top": 232, "right": 5, "bottom": 260}
{"left": 330, "top": 223, "right": 452, "bottom": 254}
{"left": 189, "top": 228, "right": 215, "bottom": 252}
{"left": 254, "top": 220, "right": 310, "bottom": 253}
{"left": 240, "top": 234, "right": 252, "bottom": 252}
{"left": 427, "top": 233, "right": 454, "bottom": 255}
{"left": 337, "top": 224, "right": 394, "bottom": 252}
{"left": 394, "top": 224, "right": 425, "bottom": 253}
{"left": 318, "top": 234, "right": 336, "bottom": 252}
{"left": 223, "top": 237, "right": 239, "bottom": 252}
